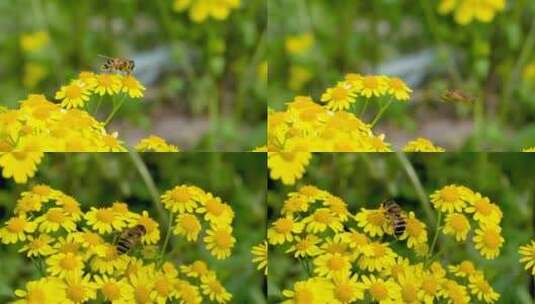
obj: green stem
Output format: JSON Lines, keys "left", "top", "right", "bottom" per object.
{"left": 93, "top": 95, "right": 103, "bottom": 117}
{"left": 370, "top": 98, "right": 393, "bottom": 127}
{"left": 427, "top": 210, "right": 442, "bottom": 262}
{"left": 160, "top": 211, "right": 174, "bottom": 263}
{"left": 500, "top": 17, "right": 535, "bottom": 123}
{"left": 104, "top": 95, "right": 127, "bottom": 126}
{"left": 359, "top": 99, "right": 369, "bottom": 117}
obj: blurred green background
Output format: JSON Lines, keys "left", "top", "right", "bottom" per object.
{"left": 0, "top": 0, "right": 266, "bottom": 150}
{"left": 268, "top": 153, "right": 534, "bottom": 303}
{"left": 269, "top": 0, "right": 535, "bottom": 150}
{"left": 0, "top": 152, "right": 267, "bottom": 303}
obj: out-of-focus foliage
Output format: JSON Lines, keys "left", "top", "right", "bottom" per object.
{"left": 0, "top": 0, "right": 266, "bottom": 151}
{"left": 0, "top": 152, "right": 267, "bottom": 303}
{"left": 268, "top": 153, "right": 534, "bottom": 303}
{"left": 269, "top": 0, "right": 535, "bottom": 151}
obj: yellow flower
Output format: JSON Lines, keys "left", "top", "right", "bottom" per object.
{"left": 468, "top": 273, "right": 499, "bottom": 303}
{"left": 399, "top": 212, "right": 428, "bottom": 249}
{"left": 196, "top": 193, "right": 234, "bottom": 225}
{"left": 174, "top": 213, "right": 202, "bottom": 241}
{"left": 359, "top": 75, "right": 388, "bottom": 98}
{"left": 23, "top": 62, "right": 48, "bottom": 88}
{"left": 289, "top": 65, "right": 313, "bottom": 91}
{"left": 439, "top": 0, "right": 506, "bottom": 25}
{"left": 286, "top": 234, "right": 322, "bottom": 258}
{"left": 403, "top": 137, "right": 445, "bottom": 152}
{"left": 519, "top": 240, "right": 535, "bottom": 275}
{"left": 448, "top": 260, "right": 476, "bottom": 278}
{"left": 55, "top": 81, "right": 91, "bottom": 109}
{"left": 15, "top": 194, "right": 43, "bottom": 216}
{"left": 85, "top": 207, "right": 127, "bottom": 234}
{"left": 18, "top": 234, "right": 56, "bottom": 257}
{"left": 36, "top": 207, "right": 77, "bottom": 233}
{"left": 135, "top": 135, "right": 180, "bottom": 152}
{"left": 56, "top": 194, "right": 83, "bottom": 221}
{"left": 161, "top": 185, "right": 202, "bottom": 214}
{"left": 302, "top": 208, "right": 344, "bottom": 233}
{"left": 63, "top": 274, "right": 98, "bottom": 303}
{"left": 0, "top": 214, "right": 36, "bottom": 244}
{"left": 285, "top": 33, "right": 314, "bottom": 55}
{"left": 204, "top": 224, "right": 236, "bottom": 259}
{"left": 282, "top": 277, "right": 336, "bottom": 304}
{"left": 46, "top": 252, "right": 84, "bottom": 278}
{"left": 251, "top": 241, "right": 268, "bottom": 275}
{"left": 332, "top": 274, "right": 365, "bottom": 303}
{"left": 443, "top": 213, "right": 471, "bottom": 241}
{"left": 14, "top": 277, "right": 66, "bottom": 304}
{"left": 387, "top": 77, "right": 412, "bottom": 101}
{"left": 133, "top": 210, "right": 161, "bottom": 244}
{"left": 174, "top": 0, "right": 241, "bottom": 22}
{"left": 181, "top": 260, "right": 210, "bottom": 279}
{"left": 175, "top": 280, "right": 203, "bottom": 304}
{"left": 473, "top": 223, "right": 504, "bottom": 259}
{"left": 358, "top": 242, "right": 397, "bottom": 272}
{"left": 121, "top": 75, "right": 145, "bottom": 98}
{"left": 201, "top": 273, "right": 232, "bottom": 303}
{"left": 420, "top": 270, "right": 443, "bottom": 303}
{"left": 73, "top": 230, "right": 107, "bottom": 257}
{"left": 20, "top": 31, "right": 49, "bottom": 53}
{"left": 361, "top": 275, "right": 401, "bottom": 304}
{"left": 101, "top": 133, "right": 127, "bottom": 152}
{"left": 522, "top": 146, "right": 535, "bottom": 152}
{"left": 267, "top": 216, "right": 303, "bottom": 245}
{"left": 464, "top": 193, "right": 502, "bottom": 224}
{"left": 320, "top": 82, "right": 357, "bottom": 111}
{"left": 0, "top": 150, "right": 43, "bottom": 184}
{"left": 77, "top": 71, "right": 98, "bottom": 88}
{"left": 94, "top": 275, "right": 134, "bottom": 304}
{"left": 313, "top": 253, "right": 351, "bottom": 279}
{"left": 92, "top": 74, "right": 122, "bottom": 96}
{"left": 430, "top": 185, "right": 468, "bottom": 213}
{"left": 355, "top": 207, "right": 387, "bottom": 237}
{"left": 129, "top": 266, "right": 156, "bottom": 304}
{"left": 268, "top": 152, "right": 311, "bottom": 185}
{"left": 91, "top": 244, "right": 128, "bottom": 275}
{"left": 397, "top": 270, "right": 425, "bottom": 304}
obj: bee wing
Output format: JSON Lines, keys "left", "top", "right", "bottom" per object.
{"left": 98, "top": 54, "right": 114, "bottom": 60}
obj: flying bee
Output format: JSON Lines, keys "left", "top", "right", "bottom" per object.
{"left": 381, "top": 200, "right": 407, "bottom": 238}
{"left": 99, "top": 55, "right": 135, "bottom": 75}
{"left": 440, "top": 90, "right": 474, "bottom": 104}
{"left": 116, "top": 224, "right": 146, "bottom": 255}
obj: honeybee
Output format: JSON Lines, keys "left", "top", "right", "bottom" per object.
{"left": 440, "top": 90, "right": 473, "bottom": 104}
{"left": 116, "top": 224, "right": 146, "bottom": 254}
{"left": 381, "top": 200, "right": 407, "bottom": 238}
{"left": 99, "top": 55, "right": 135, "bottom": 75}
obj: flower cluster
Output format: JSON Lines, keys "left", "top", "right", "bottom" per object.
{"left": 173, "top": 0, "right": 241, "bottom": 23}
{"left": 438, "top": 0, "right": 506, "bottom": 25}
{"left": 519, "top": 240, "right": 535, "bottom": 275}
{"left": 267, "top": 73, "right": 441, "bottom": 154}
{"left": 0, "top": 184, "right": 234, "bottom": 303}
{"left": 269, "top": 185, "right": 501, "bottom": 304}
{"left": 430, "top": 185, "right": 504, "bottom": 259}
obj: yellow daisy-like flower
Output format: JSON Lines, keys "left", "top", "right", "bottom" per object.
{"left": 360, "top": 75, "right": 388, "bottom": 98}
{"left": 201, "top": 273, "right": 232, "bottom": 304}
{"left": 94, "top": 275, "right": 134, "bottom": 304}
{"left": 403, "top": 137, "right": 445, "bottom": 152}
{"left": 196, "top": 194, "right": 234, "bottom": 225}
{"left": 18, "top": 234, "right": 56, "bottom": 257}
{"left": 63, "top": 274, "right": 98, "bottom": 303}
{"left": 251, "top": 241, "right": 268, "bottom": 275}
{"left": 46, "top": 252, "right": 84, "bottom": 278}
{"left": 358, "top": 242, "right": 397, "bottom": 272}
{"left": 15, "top": 195, "right": 43, "bottom": 215}
{"left": 464, "top": 193, "right": 502, "bottom": 224}
{"left": 320, "top": 82, "right": 357, "bottom": 111}
{"left": 468, "top": 273, "right": 500, "bottom": 303}
{"left": 132, "top": 210, "right": 160, "bottom": 244}
{"left": 101, "top": 133, "right": 127, "bottom": 152}
{"left": 55, "top": 81, "right": 91, "bottom": 109}
{"left": 129, "top": 266, "right": 156, "bottom": 304}
{"left": 399, "top": 212, "right": 428, "bottom": 249}
{"left": 161, "top": 185, "right": 202, "bottom": 214}
{"left": 122, "top": 75, "right": 145, "bottom": 98}
{"left": 35, "top": 207, "right": 77, "bottom": 233}
{"left": 174, "top": 213, "right": 202, "bottom": 241}
{"left": 20, "top": 31, "right": 50, "bottom": 53}
{"left": 85, "top": 207, "right": 127, "bottom": 234}
{"left": 73, "top": 230, "right": 107, "bottom": 257}
{"left": 0, "top": 150, "right": 43, "bottom": 184}
{"left": 56, "top": 194, "right": 83, "bottom": 221}
{"left": 91, "top": 244, "right": 128, "bottom": 275}
{"left": 303, "top": 208, "right": 344, "bottom": 234}
{"left": 0, "top": 214, "right": 36, "bottom": 244}
{"left": 420, "top": 271, "right": 443, "bottom": 303}
{"left": 332, "top": 274, "right": 365, "bottom": 304}
{"left": 204, "top": 224, "right": 236, "bottom": 259}
{"left": 92, "top": 73, "right": 122, "bottom": 96}
{"left": 355, "top": 207, "right": 387, "bottom": 237}
{"left": 522, "top": 146, "right": 535, "bottom": 152}
{"left": 430, "top": 185, "right": 468, "bottom": 213}
{"left": 267, "top": 216, "right": 304, "bottom": 245}
{"left": 397, "top": 270, "right": 425, "bottom": 304}
{"left": 448, "top": 260, "right": 476, "bottom": 278}
{"left": 439, "top": 0, "right": 506, "bottom": 25}
{"left": 313, "top": 253, "right": 351, "bottom": 279}
{"left": 519, "top": 240, "right": 535, "bottom": 275}
{"left": 181, "top": 260, "right": 211, "bottom": 279}
{"left": 473, "top": 224, "right": 504, "bottom": 259}
{"left": 285, "top": 33, "right": 314, "bottom": 55}
{"left": 14, "top": 277, "right": 66, "bottom": 304}
{"left": 77, "top": 71, "right": 97, "bottom": 88}
{"left": 387, "top": 77, "right": 412, "bottom": 101}
{"left": 152, "top": 271, "right": 179, "bottom": 303}
{"left": 286, "top": 234, "right": 322, "bottom": 258}
{"left": 175, "top": 280, "right": 203, "bottom": 304}
{"left": 361, "top": 275, "right": 401, "bottom": 304}
{"left": 268, "top": 152, "right": 312, "bottom": 185}
{"left": 443, "top": 213, "right": 471, "bottom": 241}
{"left": 135, "top": 135, "right": 180, "bottom": 152}
{"left": 282, "top": 277, "right": 336, "bottom": 304}
{"left": 173, "top": 0, "right": 241, "bottom": 23}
